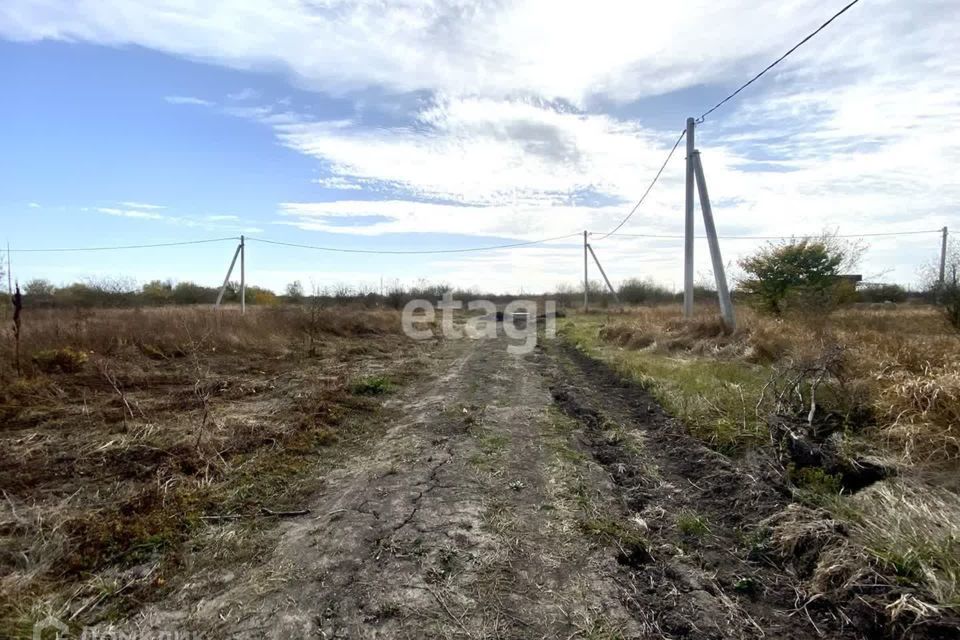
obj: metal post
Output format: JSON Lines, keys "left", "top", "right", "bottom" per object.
{"left": 940, "top": 226, "right": 948, "bottom": 286}
{"left": 240, "top": 235, "right": 246, "bottom": 315}
{"left": 583, "top": 230, "right": 589, "bottom": 311}
{"left": 692, "top": 151, "right": 735, "bottom": 330}
{"left": 587, "top": 244, "right": 620, "bottom": 304}
{"left": 684, "top": 117, "right": 696, "bottom": 318}
{"left": 215, "top": 243, "right": 242, "bottom": 308}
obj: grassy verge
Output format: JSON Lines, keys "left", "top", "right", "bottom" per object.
{"left": 559, "top": 316, "right": 769, "bottom": 452}
{"left": 557, "top": 306, "right": 960, "bottom": 612}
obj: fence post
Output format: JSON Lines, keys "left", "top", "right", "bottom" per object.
{"left": 684, "top": 117, "right": 696, "bottom": 318}
{"left": 692, "top": 150, "right": 736, "bottom": 330}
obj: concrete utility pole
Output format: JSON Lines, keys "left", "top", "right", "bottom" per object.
{"left": 583, "top": 230, "right": 589, "bottom": 311}
{"left": 683, "top": 117, "right": 696, "bottom": 318}
{"left": 587, "top": 243, "right": 620, "bottom": 304}
{"left": 692, "top": 151, "right": 735, "bottom": 329}
{"left": 216, "top": 239, "right": 243, "bottom": 309}
{"left": 940, "top": 226, "right": 948, "bottom": 286}
{"left": 240, "top": 235, "right": 246, "bottom": 315}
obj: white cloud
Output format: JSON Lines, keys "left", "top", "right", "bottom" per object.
{"left": 28, "top": 202, "right": 40, "bottom": 208}
{"left": 164, "top": 95, "right": 213, "bottom": 107}
{"left": 5, "top": 0, "right": 959, "bottom": 289}
{"left": 227, "top": 88, "right": 260, "bottom": 101}
{"left": 93, "top": 206, "right": 256, "bottom": 233}
{"left": 97, "top": 207, "right": 166, "bottom": 220}
{"left": 118, "top": 201, "right": 166, "bottom": 210}
{"left": 274, "top": 97, "right": 680, "bottom": 207}
{"left": 5, "top": 1, "right": 952, "bottom": 105}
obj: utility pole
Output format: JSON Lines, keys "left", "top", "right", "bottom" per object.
{"left": 587, "top": 243, "right": 620, "bottom": 304}
{"left": 692, "top": 151, "right": 735, "bottom": 329}
{"left": 240, "top": 235, "right": 246, "bottom": 315}
{"left": 940, "top": 226, "right": 948, "bottom": 286}
{"left": 683, "top": 117, "right": 696, "bottom": 318}
{"left": 583, "top": 230, "right": 589, "bottom": 311}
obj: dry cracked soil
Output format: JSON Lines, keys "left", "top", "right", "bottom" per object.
{"left": 95, "top": 329, "right": 892, "bottom": 639}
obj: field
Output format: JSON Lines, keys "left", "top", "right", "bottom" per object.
{"left": 1, "top": 302, "right": 958, "bottom": 638}
{"left": 0, "top": 306, "right": 430, "bottom": 635}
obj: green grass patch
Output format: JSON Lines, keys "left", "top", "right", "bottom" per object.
{"left": 676, "top": 510, "right": 711, "bottom": 537}
{"left": 580, "top": 517, "right": 647, "bottom": 550}
{"left": 31, "top": 347, "right": 88, "bottom": 373}
{"left": 559, "top": 317, "right": 769, "bottom": 452}
{"left": 787, "top": 465, "right": 843, "bottom": 501}
{"left": 350, "top": 375, "right": 394, "bottom": 396}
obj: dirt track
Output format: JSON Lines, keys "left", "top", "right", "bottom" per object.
{"left": 101, "top": 330, "right": 870, "bottom": 639}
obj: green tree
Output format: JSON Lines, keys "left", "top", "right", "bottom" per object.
{"left": 142, "top": 279, "right": 174, "bottom": 305}
{"left": 618, "top": 278, "right": 673, "bottom": 305}
{"left": 737, "top": 236, "right": 859, "bottom": 315}
{"left": 24, "top": 278, "right": 56, "bottom": 297}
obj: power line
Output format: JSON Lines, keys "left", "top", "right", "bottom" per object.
{"left": 597, "top": 229, "right": 943, "bottom": 240}
{"left": 8, "top": 237, "right": 239, "bottom": 253}
{"left": 596, "top": 0, "right": 863, "bottom": 239}
{"left": 247, "top": 232, "right": 582, "bottom": 255}
{"left": 593, "top": 130, "right": 686, "bottom": 241}
{"left": 697, "top": 0, "right": 861, "bottom": 123}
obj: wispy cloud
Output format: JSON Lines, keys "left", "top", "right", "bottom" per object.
{"left": 93, "top": 204, "right": 253, "bottom": 233}
{"left": 118, "top": 201, "right": 165, "bottom": 210}
{"left": 164, "top": 95, "right": 213, "bottom": 107}
{"left": 227, "top": 88, "right": 260, "bottom": 101}
{"left": 97, "top": 207, "right": 165, "bottom": 220}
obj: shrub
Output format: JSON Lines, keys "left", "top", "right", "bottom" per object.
{"left": 858, "top": 283, "right": 908, "bottom": 304}
{"left": 618, "top": 278, "right": 674, "bottom": 305}
{"left": 32, "top": 347, "right": 88, "bottom": 373}
{"left": 737, "top": 235, "right": 862, "bottom": 315}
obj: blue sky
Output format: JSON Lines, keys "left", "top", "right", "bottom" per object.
{"left": 1, "top": 0, "right": 957, "bottom": 293}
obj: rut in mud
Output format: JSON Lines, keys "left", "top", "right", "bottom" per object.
{"left": 95, "top": 332, "right": 944, "bottom": 639}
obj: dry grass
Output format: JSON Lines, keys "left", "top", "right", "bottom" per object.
{"left": 845, "top": 480, "right": 960, "bottom": 606}
{"left": 562, "top": 303, "right": 960, "bottom": 610}
{"left": 0, "top": 304, "right": 422, "bottom": 633}
{"left": 0, "top": 305, "right": 402, "bottom": 376}
{"left": 573, "top": 304, "right": 960, "bottom": 465}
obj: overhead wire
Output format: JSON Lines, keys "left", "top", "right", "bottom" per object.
{"left": 592, "top": 130, "right": 686, "bottom": 241}
{"left": 597, "top": 0, "right": 863, "bottom": 238}
{"left": 595, "top": 229, "right": 943, "bottom": 240}
{"left": 8, "top": 237, "right": 239, "bottom": 253}
{"left": 696, "top": 0, "right": 862, "bottom": 123}
{"left": 246, "top": 232, "right": 582, "bottom": 255}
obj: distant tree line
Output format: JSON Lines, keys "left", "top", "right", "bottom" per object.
{"left": 9, "top": 266, "right": 932, "bottom": 314}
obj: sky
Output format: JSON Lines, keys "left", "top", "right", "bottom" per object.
{"left": 1, "top": 0, "right": 958, "bottom": 295}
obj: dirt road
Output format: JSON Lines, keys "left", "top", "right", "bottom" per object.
{"left": 104, "top": 330, "right": 860, "bottom": 639}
